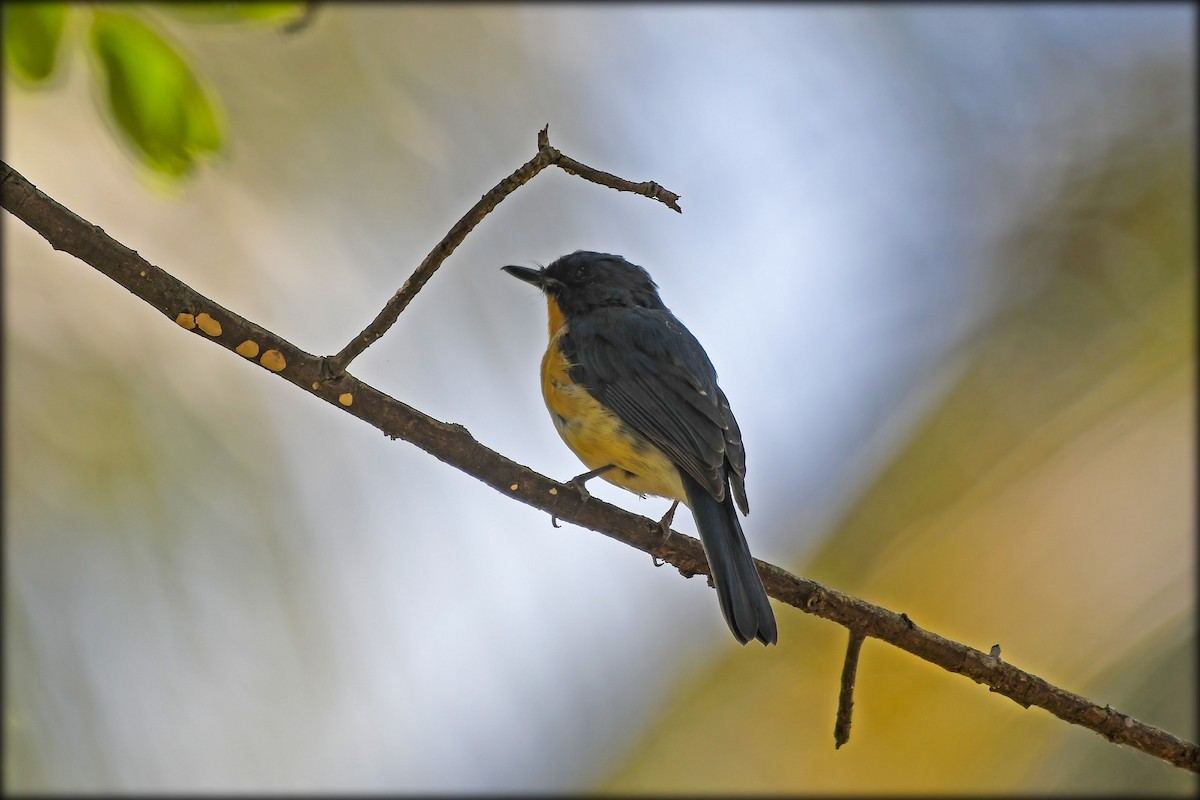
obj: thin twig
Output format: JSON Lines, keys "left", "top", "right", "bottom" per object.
{"left": 320, "top": 139, "right": 556, "bottom": 377}
{"left": 321, "top": 125, "right": 681, "bottom": 377}
{"left": 538, "top": 126, "right": 683, "bottom": 213}
{"left": 3, "top": 159, "right": 1197, "bottom": 775}
{"left": 834, "top": 630, "right": 866, "bottom": 749}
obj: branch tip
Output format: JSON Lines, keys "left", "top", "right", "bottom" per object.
{"left": 834, "top": 630, "right": 867, "bottom": 749}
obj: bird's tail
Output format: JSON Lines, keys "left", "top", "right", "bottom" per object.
{"left": 681, "top": 473, "right": 778, "bottom": 645}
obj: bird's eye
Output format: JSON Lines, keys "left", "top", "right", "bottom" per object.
{"left": 574, "top": 263, "right": 591, "bottom": 281}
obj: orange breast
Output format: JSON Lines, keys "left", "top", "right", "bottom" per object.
{"left": 546, "top": 296, "right": 566, "bottom": 339}
{"left": 539, "top": 300, "right": 686, "bottom": 503}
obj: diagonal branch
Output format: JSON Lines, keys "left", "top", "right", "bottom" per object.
{"left": 3, "top": 159, "right": 1197, "bottom": 775}
{"left": 320, "top": 125, "right": 681, "bottom": 377}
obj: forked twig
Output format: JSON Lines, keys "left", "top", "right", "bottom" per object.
{"left": 320, "top": 125, "right": 681, "bottom": 378}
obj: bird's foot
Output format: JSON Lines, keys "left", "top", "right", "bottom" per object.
{"left": 568, "top": 464, "right": 615, "bottom": 500}
{"left": 550, "top": 464, "right": 615, "bottom": 527}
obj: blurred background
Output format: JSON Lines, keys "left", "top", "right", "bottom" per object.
{"left": 4, "top": 3, "right": 1194, "bottom": 793}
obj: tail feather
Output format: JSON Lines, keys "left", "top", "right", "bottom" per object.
{"left": 681, "top": 473, "right": 777, "bottom": 645}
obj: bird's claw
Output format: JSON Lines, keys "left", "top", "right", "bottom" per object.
{"left": 567, "top": 464, "right": 615, "bottom": 501}
{"left": 568, "top": 477, "right": 593, "bottom": 501}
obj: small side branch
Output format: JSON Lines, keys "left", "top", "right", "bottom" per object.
{"left": 322, "top": 126, "right": 681, "bottom": 377}
{"left": 834, "top": 630, "right": 866, "bottom": 749}
{"left": 539, "top": 126, "right": 682, "bottom": 213}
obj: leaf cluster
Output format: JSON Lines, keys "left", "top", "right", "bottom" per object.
{"left": 4, "top": 2, "right": 308, "bottom": 178}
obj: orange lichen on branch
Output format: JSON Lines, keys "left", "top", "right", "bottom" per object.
{"left": 195, "top": 312, "right": 222, "bottom": 337}
{"left": 260, "top": 349, "right": 286, "bottom": 372}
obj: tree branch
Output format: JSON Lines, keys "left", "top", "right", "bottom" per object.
{"left": 3, "top": 158, "right": 1196, "bottom": 775}
{"left": 321, "top": 125, "right": 681, "bottom": 377}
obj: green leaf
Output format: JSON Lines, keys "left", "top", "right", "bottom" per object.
{"left": 4, "top": 3, "right": 68, "bottom": 83}
{"left": 155, "top": 2, "right": 310, "bottom": 27}
{"left": 88, "top": 11, "right": 223, "bottom": 178}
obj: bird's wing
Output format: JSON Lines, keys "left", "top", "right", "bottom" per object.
{"left": 562, "top": 307, "right": 744, "bottom": 505}
{"left": 717, "top": 385, "right": 749, "bottom": 515}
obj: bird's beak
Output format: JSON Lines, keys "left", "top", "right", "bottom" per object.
{"left": 502, "top": 265, "right": 559, "bottom": 291}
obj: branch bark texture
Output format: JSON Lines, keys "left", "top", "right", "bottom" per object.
{"left": 3, "top": 155, "right": 1196, "bottom": 775}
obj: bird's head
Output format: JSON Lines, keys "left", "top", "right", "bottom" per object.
{"left": 503, "top": 251, "right": 666, "bottom": 315}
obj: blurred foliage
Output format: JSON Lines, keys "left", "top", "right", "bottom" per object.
{"left": 4, "top": 3, "right": 66, "bottom": 83}
{"left": 599, "top": 77, "right": 1194, "bottom": 794}
{"left": 89, "top": 11, "right": 223, "bottom": 178}
{"left": 154, "top": 2, "right": 314, "bottom": 26}
{"left": 3, "top": 2, "right": 309, "bottom": 179}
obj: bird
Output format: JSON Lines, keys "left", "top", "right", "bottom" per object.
{"left": 503, "top": 251, "right": 777, "bottom": 645}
